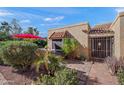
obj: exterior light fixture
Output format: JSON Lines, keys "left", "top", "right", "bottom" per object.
{"left": 98, "top": 42, "right": 101, "bottom": 47}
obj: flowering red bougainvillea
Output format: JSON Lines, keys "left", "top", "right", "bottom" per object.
{"left": 12, "top": 34, "right": 45, "bottom": 40}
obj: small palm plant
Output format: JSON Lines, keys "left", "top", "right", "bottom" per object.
{"left": 34, "top": 48, "right": 49, "bottom": 73}
{"left": 62, "top": 38, "right": 78, "bottom": 59}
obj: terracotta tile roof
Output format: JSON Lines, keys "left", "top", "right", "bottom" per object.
{"left": 92, "top": 23, "right": 112, "bottom": 30}
{"left": 49, "top": 22, "right": 88, "bottom": 31}
{"left": 82, "top": 30, "right": 89, "bottom": 33}
{"left": 90, "top": 23, "right": 113, "bottom": 33}
{"left": 49, "top": 31, "right": 72, "bottom": 39}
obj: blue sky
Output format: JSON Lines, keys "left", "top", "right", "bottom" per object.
{"left": 0, "top": 7, "right": 123, "bottom": 37}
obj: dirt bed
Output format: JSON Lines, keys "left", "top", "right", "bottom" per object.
{"left": 0, "top": 65, "right": 33, "bottom": 85}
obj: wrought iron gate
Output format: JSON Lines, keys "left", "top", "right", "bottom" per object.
{"left": 89, "top": 36, "right": 113, "bottom": 60}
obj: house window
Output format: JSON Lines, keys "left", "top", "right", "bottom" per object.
{"left": 52, "top": 39, "right": 62, "bottom": 52}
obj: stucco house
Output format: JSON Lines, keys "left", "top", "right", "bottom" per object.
{"left": 48, "top": 12, "right": 124, "bottom": 60}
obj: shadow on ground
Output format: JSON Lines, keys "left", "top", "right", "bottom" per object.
{"left": 64, "top": 59, "right": 85, "bottom": 64}
{"left": 74, "top": 69, "right": 101, "bottom": 85}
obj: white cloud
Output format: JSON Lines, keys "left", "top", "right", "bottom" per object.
{"left": 43, "top": 16, "right": 64, "bottom": 22}
{"left": 0, "top": 10, "right": 13, "bottom": 16}
{"left": 40, "top": 24, "right": 46, "bottom": 26}
{"left": 0, "top": 9, "right": 44, "bottom": 21}
{"left": 40, "top": 23, "right": 61, "bottom": 26}
{"left": 20, "top": 19, "right": 31, "bottom": 23}
{"left": 115, "top": 8, "right": 124, "bottom": 13}
{"left": 40, "top": 31, "right": 48, "bottom": 37}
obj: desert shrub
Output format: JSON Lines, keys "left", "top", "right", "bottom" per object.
{"left": 105, "top": 57, "right": 124, "bottom": 84}
{"left": 33, "top": 40, "right": 47, "bottom": 48}
{"left": 32, "top": 48, "right": 78, "bottom": 85}
{"left": 1, "top": 41, "right": 38, "bottom": 71}
{"left": 32, "top": 48, "right": 47, "bottom": 73}
{"left": 48, "top": 53, "right": 63, "bottom": 76}
{"left": 0, "top": 41, "right": 7, "bottom": 65}
{"left": 116, "top": 57, "right": 124, "bottom": 84}
{"left": 0, "top": 51, "right": 4, "bottom": 65}
{"left": 37, "top": 68, "right": 78, "bottom": 85}
{"left": 34, "top": 52, "right": 78, "bottom": 85}
{"left": 33, "top": 49, "right": 63, "bottom": 74}
{"left": 105, "top": 57, "right": 124, "bottom": 75}
{"left": 76, "top": 54, "right": 86, "bottom": 61}
{"left": 117, "top": 68, "right": 124, "bottom": 84}
{"left": 105, "top": 57, "right": 119, "bottom": 75}
{"left": 0, "top": 58, "right": 3, "bottom": 65}
{"left": 0, "top": 32, "right": 12, "bottom": 41}
{"left": 62, "top": 38, "right": 78, "bottom": 59}
{"left": 0, "top": 52, "right": 4, "bottom": 65}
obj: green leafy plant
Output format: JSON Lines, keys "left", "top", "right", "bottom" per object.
{"left": 0, "top": 51, "right": 4, "bottom": 64}
{"left": 0, "top": 41, "right": 7, "bottom": 65}
{"left": 48, "top": 53, "right": 63, "bottom": 76}
{"left": 33, "top": 40, "right": 47, "bottom": 48}
{"left": 0, "top": 32, "right": 12, "bottom": 41}
{"left": 0, "top": 58, "right": 3, "bottom": 65}
{"left": 76, "top": 54, "right": 86, "bottom": 61}
{"left": 37, "top": 68, "right": 78, "bottom": 85}
{"left": 0, "top": 41, "right": 38, "bottom": 71}
{"left": 62, "top": 38, "right": 78, "bottom": 59}
{"left": 34, "top": 52, "right": 78, "bottom": 85}
{"left": 33, "top": 49, "right": 63, "bottom": 74}
{"left": 33, "top": 48, "right": 47, "bottom": 73}
{"left": 117, "top": 68, "right": 124, "bottom": 84}
{"left": 24, "top": 27, "right": 39, "bottom": 36}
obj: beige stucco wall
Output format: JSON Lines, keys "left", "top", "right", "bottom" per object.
{"left": 120, "top": 14, "right": 124, "bottom": 58}
{"left": 48, "top": 23, "right": 90, "bottom": 59}
{"left": 48, "top": 30, "right": 53, "bottom": 50}
{"left": 110, "top": 16, "right": 121, "bottom": 59}
{"left": 110, "top": 12, "right": 124, "bottom": 59}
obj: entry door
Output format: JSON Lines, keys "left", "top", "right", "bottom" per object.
{"left": 90, "top": 37, "right": 113, "bottom": 59}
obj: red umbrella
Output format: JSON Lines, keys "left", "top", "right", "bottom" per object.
{"left": 13, "top": 34, "right": 45, "bottom": 40}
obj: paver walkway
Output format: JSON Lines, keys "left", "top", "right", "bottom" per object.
{"left": 65, "top": 61, "right": 92, "bottom": 76}
{"left": 65, "top": 60, "right": 92, "bottom": 84}
{"left": 0, "top": 73, "right": 8, "bottom": 85}
{"left": 87, "top": 62, "right": 119, "bottom": 85}
{"left": 65, "top": 60, "right": 119, "bottom": 85}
